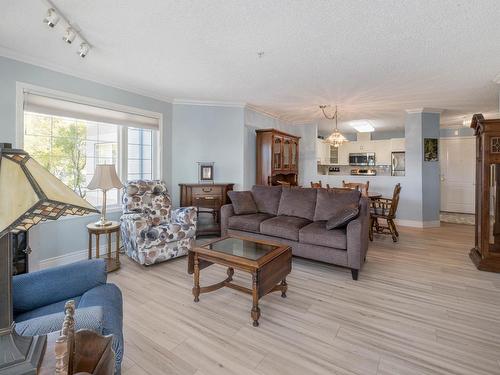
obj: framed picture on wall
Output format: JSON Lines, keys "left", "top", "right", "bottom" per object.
{"left": 424, "top": 138, "right": 438, "bottom": 161}
{"left": 198, "top": 162, "right": 214, "bottom": 183}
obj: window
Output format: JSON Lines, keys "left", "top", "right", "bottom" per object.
{"left": 21, "top": 92, "right": 159, "bottom": 209}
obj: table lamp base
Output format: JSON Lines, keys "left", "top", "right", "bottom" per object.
{"left": 0, "top": 325, "right": 46, "bottom": 375}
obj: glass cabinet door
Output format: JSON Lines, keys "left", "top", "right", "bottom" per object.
{"left": 488, "top": 164, "right": 500, "bottom": 253}
{"left": 273, "top": 136, "right": 283, "bottom": 170}
{"left": 283, "top": 139, "right": 291, "bottom": 169}
{"left": 290, "top": 140, "right": 298, "bottom": 170}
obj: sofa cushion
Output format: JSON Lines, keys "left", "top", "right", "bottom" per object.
{"left": 277, "top": 188, "right": 317, "bottom": 221}
{"left": 228, "top": 213, "right": 274, "bottom": 233}
{"left": 326, "top": 207, "right": 359, "bottom": 230}
{"left": 260, "top": 215, "right": 312, "bottom": 241}
{"left": 228, "top": 191, "right": 258, "bottom": 215}
{"left": 299, "top": 221, "right": 347, "bottom": 250}
{"left": 251, "top": 185, "right": 282, "bottom": 215}
{"left": 314, "top": 188, "right": 361, "bottom": 222}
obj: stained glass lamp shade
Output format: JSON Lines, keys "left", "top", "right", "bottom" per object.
{"left": 0, "top": 143, "right": 98, "bottom": 374}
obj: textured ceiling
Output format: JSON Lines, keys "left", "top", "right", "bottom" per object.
{"left": 1, "top": 0, "right": 500, "bottom": 131}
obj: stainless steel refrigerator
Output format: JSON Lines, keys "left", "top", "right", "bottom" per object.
{"left": 391, "top": 152, "right": 405, "bottom": 176}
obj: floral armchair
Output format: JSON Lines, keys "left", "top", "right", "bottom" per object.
{"left": 120, "top": 180, "right": 197, "bottom": 265}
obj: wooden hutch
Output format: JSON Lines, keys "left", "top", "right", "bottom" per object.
{"left": 256, "top": 129, "right": 300, "bottom": 186}
{"left": 470, "top": 114, "right": 500, "bottom": 272}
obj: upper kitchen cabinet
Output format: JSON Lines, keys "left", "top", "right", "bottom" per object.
{"left": 390, "top": 138, "right": 405, "bottom": 152}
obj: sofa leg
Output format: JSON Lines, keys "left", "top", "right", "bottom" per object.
{"left": 351, "top": 269, "right": 359, "bottom": 280}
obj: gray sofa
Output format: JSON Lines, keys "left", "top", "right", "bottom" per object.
{"left": 221, "top": 186, "right": 369, "bottom": 280}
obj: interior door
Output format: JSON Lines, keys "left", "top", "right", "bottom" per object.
{"left": 440, "top": 137, "right": 475, "bottom": 213}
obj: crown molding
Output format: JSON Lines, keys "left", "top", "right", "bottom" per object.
{"left": 173, "top": 98, "right": 246, "bottom": 108}
{"left": 244, "top": 104, "right": 282, "bottom": 120}
{"left": 405, "top": 107, "right": 444, "bottom": 114}
{"left": 0, "top": 46, "right": 173, "bottom": 104}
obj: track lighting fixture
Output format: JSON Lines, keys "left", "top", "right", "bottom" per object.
{"left": 78, "top": 43, "right": 90, "bottom": 58}
{"left": 43, "top": 8, "right": 59, "bottom": 28}
{"left": 62, "top": 27, "right": 76, "bottom": 44}
{"left": 41, "top": 1, "right": 92, "bottom": 59}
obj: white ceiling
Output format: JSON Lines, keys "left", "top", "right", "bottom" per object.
{"left": 1, "top": 0, "right": 500, "bottom": 132}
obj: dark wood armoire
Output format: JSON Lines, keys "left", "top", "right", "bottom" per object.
{"left": 256, "top": 129, "right": 300, "bottom": 186}
{"left": 470, "top": 114, "right": 500, "bottom": 272}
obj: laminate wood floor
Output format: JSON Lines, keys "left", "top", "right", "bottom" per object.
{"left": 109, "top": 223, "right": 500, "bottom": 375}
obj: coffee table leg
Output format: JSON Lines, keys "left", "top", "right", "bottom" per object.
{"left": 193, "top": 254, "right": 200, "bottom": 302}
{"left": 281, "top": 278, "right": 288, "bottom": 298}
{"left": 227, "top": 267, "right": 234, "bottom": 281}
{"left": 251, "top": 271, "right": 260, "bottom": 327}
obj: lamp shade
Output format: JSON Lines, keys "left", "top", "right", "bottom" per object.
{"left": 0, "top": 143, "right": 98, "bottom": 236}
{"left": 87, "top": 164, "right": 123, "bottom": 191}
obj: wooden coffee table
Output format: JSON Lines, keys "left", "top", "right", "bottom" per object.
{"left": 189, "top": 236, "right": 292, "bottom": 326}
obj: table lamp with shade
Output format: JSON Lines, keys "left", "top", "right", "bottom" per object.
{"left": 0, "top": 143, "right": 99, "bottom": 374}
{"left": 87, "top": 164, "right": 123, "bottom": 227}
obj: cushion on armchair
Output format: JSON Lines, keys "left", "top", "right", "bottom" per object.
{"left": 122, "top": 180, "right": 171, "bottom": 224}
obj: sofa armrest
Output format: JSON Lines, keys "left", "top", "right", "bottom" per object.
{"left": 346, "top": 196, "right": 370, "bottom": 270}
{"left": 13, "top": 260, "right": 107, "bottom": 315}
{"left": 220, "top": 204, "right": 235, "bottom": 236}
{"left": 15, "top": 306, "right": 104, "bottom": 337}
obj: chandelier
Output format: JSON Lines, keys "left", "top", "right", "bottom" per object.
{"left": 320, "top": 105, "right": 348, "bottom": 148}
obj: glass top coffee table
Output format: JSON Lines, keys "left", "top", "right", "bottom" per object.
{"left": 188, "top": 235, "right": 292, "bottom": 327}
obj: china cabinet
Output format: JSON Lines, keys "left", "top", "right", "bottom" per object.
{"left": 256, "top": 129, "right": 300, "bottom": 186}
{"left": 470, "top": 114, "right": 500, "bottom": 272}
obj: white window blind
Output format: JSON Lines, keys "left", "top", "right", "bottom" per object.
{"left": 23, "top": 91, "right": 160, "bottom": 130}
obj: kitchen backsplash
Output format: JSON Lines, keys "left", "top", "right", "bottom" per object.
{"left": 317, "top": 164, "right": 392, "bottom": 176}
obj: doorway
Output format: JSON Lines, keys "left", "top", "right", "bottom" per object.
{"left": 439, "top": 137, "right": 475, "bottom": 214}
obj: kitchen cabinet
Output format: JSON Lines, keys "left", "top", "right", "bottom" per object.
{"left": 316, "top": 139, "right": 337, "bottom": 164}
{"left": 390, "top": 138, "right": 405, "bottom": 151}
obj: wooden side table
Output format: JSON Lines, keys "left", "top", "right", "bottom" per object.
{"left": 86, "top": 221, "right": 121, "bottom": 272}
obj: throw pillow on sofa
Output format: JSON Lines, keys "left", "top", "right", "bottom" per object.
{"left": 251, "top": 185, "right": 282, "bottom": 215}
{"left": 326, "top": 207, "right": 359, "bottom": 229}
{"left": 314, "top": 188, "right": 361, "bottom": 222}
{"left": 228, "top": 191, "right": 258, "bottom": 214}
{"left": 277, "top": 187, "right": 317, "bottom": 220}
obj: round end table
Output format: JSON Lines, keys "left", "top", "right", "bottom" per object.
{"left": 86, "top": 221, "right": 121, "bottom": 272}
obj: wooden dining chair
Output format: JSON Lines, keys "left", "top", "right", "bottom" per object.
{"left": 276, "top": 180, "right": 291, "bottom": 187}
{"left": 310, "top": 181, "right": 322, "bottom": 188}
{"left": 342, "top": 180, "right": 369, "bottom": 196}
{"left": 369, "top": 183, "right": 402, "bottom": 242}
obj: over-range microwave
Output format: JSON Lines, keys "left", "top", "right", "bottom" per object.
{"left": 349, "top": 152, "right": 376, "bottom": 166}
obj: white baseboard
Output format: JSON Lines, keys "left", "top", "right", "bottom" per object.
{"left": 38, "top": 243, "right": 119, "bottom": 270}
{"left": 395, "top": 219, "right": 441, "bottom": 228}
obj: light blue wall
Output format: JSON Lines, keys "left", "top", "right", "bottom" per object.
{"left": 421, "top": 113, "right": 441, "bottom": 222}
{"left": 440, "top": 127, "right": 474, "bottom": 138}
{"left": 0, "top": 56, "right": 173, "bottom": 264}
{"left": 171, "top": 104, "right": 245, "bottom": 206}
{"left": 404, "top": 112, "right": 424, "bottom": 221}
{"left": 371, "top": 130, "right": 405, "bottom": 140}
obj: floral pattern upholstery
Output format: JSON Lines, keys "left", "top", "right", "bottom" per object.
{"left": 120, "top": 180, "right": 197, "bottom": 266}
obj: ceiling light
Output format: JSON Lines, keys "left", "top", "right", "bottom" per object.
{"left": 78, "top": 43, "right": 90, "bottom": 58}
{"left": 350, "top": 120, "right": 375, "bottom": 133}
{"left": 43, "top": 8, "right": 60, "bottom": 28}
{"left": 320, "top": 105, "right": 348, "bottom": 148}
{"left": 62, "top": 27, "right": 76, "bottom": 44}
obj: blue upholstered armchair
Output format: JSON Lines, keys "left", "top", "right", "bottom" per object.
{"left": 13, "top": 259, "right": 124, "bottom": 374}
{"left": 120, "top": 180, "right": 197, "bottom": 265}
